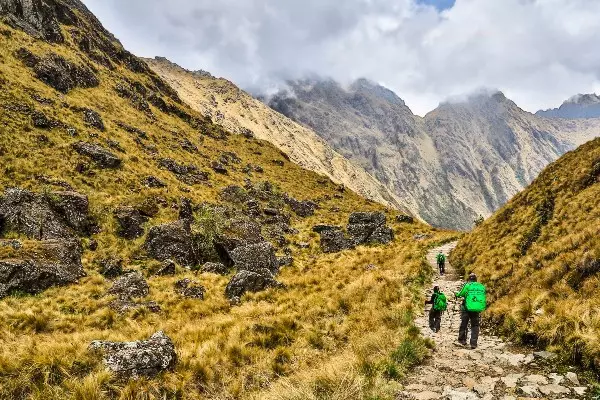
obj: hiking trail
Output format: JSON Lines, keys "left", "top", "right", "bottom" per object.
{"left": 398, "top": 241, "right": 590, "bottom": 400}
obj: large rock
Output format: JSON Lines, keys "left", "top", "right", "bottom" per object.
{"left": 0, "top": 188, "right": 92, "bottom": 240}
{"left": 158, "top": 158, "right": 208, "bottom": 185}
{"left": 347, "top": 211, "right": 394, "bottom": 245}
{"left": 225, "top": 269, "right": 284, "bottom": 301}
{"left": 99, "top": 256, "right": 123, "bottom": 278}
{"left": 319, "top": 227, "right": 353, "bottom": 253}
{"left": 114, "top": 206, "right": 148, "bottom": 240}
{"left": 174, "top": 278, "right": 205, "bottom": 299}
{"left": 0, "top": 0, "right": 78, "bottom": 42}
{"left": 285, "top": 197, "right": 317, "bottom": 217}
{"left": 214, "top": 219, "right": 265, "bottom": 265}
{"left": 201, "top": 262, "right": 230, "bottom": 275}
{"left": 144, "top": 220, "right": 197, "bottom": 267}
{"left": 31, "top": 53, "right": 99, "bottom": 93}
{"left": 82, "top": 108, "right": 105, "bottom": 131}
{"left": 73, "top": 142, "right": 121, "bottom": 169}
{"left": 230, "top": 242, "right": 279, "bottom": 275}
{"left": 0, "top": 239, "right": 85, "bottom": 298}
{"left": 89, "top": 331, "right": 177, "bottom": 379}
{"left": 107, "top": 271, "right": 149, "bottom": 299}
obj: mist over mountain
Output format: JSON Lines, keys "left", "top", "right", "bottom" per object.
{"left": 536, "top": 93, "right": 600, "bottom": 119}
{"left": 265, "top": 78, "right": 600, "bottom": 230}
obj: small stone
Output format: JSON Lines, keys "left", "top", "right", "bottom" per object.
{"left": 501, "top": 374, "right": 523, "bottom": 388}
{"left": 473, "top": 377, "right": 497, "bottom": 396}
{"left": 565, "top": 372, "right": 579, "bottom": 385}
{"left": 547, "top": 373, "right": 564, "bottom": 385}
{"left": 99, "top": 257, "right": 123, "bottom": 278}
{"left": 462, "top": 377, "right": 477, "bottom": 389}
{"left": 201, "top": 262, "right": 230, "bottom": 275}
{"left": 517, "top": 385, "right": 539, "bottom": 397}
{"left": 533, "top": 350, "right": 557, "bottom": 360}
{"left": 155, "top": 259, "right": 176, "bottom": 276}
{"left": 538, "top": 384, "right": 570, "bottom": 396}
{"left": 411, "top": 392, "right": 441, "bottom": 400}
{"left": 175, "top": 279, "right": 205, "bottom": 299}
{"left": 108, "top": 272, "right": 149, "bottom": 299}
{"left": 523, "top": 374, "right": 548, "bottom": 385}
{"left": 573, "top": 387, "right": 587, "bottom": 396}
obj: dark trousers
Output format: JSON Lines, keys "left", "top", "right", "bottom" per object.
{"left": 429, "top": 309, "right": 442, "bottom": 332}
{"left": 438, "top": 261, "right": 445, "bottom": 274}
{"left": 458, "top": 310, "right": 480, "bottom": 346}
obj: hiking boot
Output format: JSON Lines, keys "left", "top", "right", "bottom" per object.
{"left": 470, "top": 344, "right": 478, "bottom": 349}
{"left": 454, "top": 341, "right": 467, "bottom": 347}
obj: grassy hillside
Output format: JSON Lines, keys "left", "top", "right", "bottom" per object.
{"left": 452, "top": 138, "right": 600, "bottom": 371}
{"left": 0, "top": 2, "right": 455, "bottom": 399}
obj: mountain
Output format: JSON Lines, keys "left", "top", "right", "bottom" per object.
{"left": 537, "top": 93, "right": 600, "bottom": 119}
{"left": 143, "top": 57, "right": 412, "bottom": 214}
{"left": 0, "top": 1, "right": 454, "bottom": 398}
{"left": 265, "top": 78, "right": 600, "bottom": 230}
{"left": 452, "top": 138, "right": 600, "bottom": 371}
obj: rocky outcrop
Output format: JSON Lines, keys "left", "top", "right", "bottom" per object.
{"left": 158, "top": 158, "right": 208, "bottom": 185}
{"left": 0, "top": 239, "right": 85, "bottom": 298}
{"left": 89, "top": 331, "right": 177, "bottom": 379}
{"left": 114, "top": 206, "right": 148, "bottom": 240}
{"left": 285, "top": 197, "right": 317, "bottom": 217}
{"left": 0, "top": 188, "right": 93, "bottom": 240}
{"left": 144, "top": 220, "right": 197, "bottom": 267}
{"left": 230, "top": 242, "right": 279, "bottom": 275}
{"left": 174, "top": 278, "right": 204, "bottom": 299}
{"left": 318, "top": 227, "right": 353, "bottom": 253}
{"left": 107, "top": 271, "right": 149, "bottom": 299}
{"left": 99, "top": 256, "right": 123, "bottom": 278}
{"left": 225, "top": 270, "right": 284, "bottom": 302}
{"left": 72, "top": 142, "right": 121, "bottom": 169}
{"left": 201, "top": 262, "right": 229, "bottom": 275}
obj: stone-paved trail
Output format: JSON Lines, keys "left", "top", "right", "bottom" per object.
{"left": 398, "top": 242, "right": 590, "bottom": 400}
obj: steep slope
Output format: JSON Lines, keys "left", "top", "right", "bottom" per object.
{"left": 537, "top": 93, "right": 600, "bottom": 119}
{"left": 144, "top": 58, "right": 412, "bottom": 214}
{"left": 266, "top": 79, "right": 600, "bottom": 230}
{"left": 0, "top": 1, "right": 455, "bottom": 399}
{"left": 452, "top": 138, "right": 600, "bottom": 371}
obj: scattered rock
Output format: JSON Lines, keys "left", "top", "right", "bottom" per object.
{"left": 99, "top": 257, "right": 123, "bottom": 278}
{"left": 158, "top": 158, "right": 208, "bottom": 185}
{"left": 522, "top": 375, "right": 548, "bottom": 386}
{"left": 73, "top": 142, "right": 121, "bottom": 169}
{"left": 396, "top": 214, "right": 414, "bottom": 223}
{"left": 573, "top": 386, "right": 587, "bottom": 396}
{"left": 201, "top": 262, "right": 230, "bottom": 275}
{"left": 278, "top": 255, "right": 293, "bottom": 267}
{"left": 88, "top": 239, "right": 98, "bottom": 251}
{"left": 548, "top": 373, "right": 564, "bottom": 385}
{"left": 144, "top": 220, "right": 197, "bottom": 267}
{"left": 82, "top": 109, "right": 105, "bottom": 131}
{"left": 230, "top": 242, "right": 279, "bottom": 275}
{"left": 533, "top": 350, "right": 557, "bottom": 360}
{"left": 413, "top": 233, "right": 432, "bottom": 241}
{"left": 0, "top": 239, "right": 85, "bottom": 298}
{"left": 109, "top": 298, "right": 161, "bottom": 314}
{"left": 296, "top": 242, "right": 310, "bottom": 249}
{"left": 114, "top": 206, "right": 148, "bottom": 240}
{"left": 565, "top": 372, "right": 579, "bottom": 385}
{"left": 473, "top": 377, "right": 497, "bottom": 396}
{"left": 0, "top": 188, "right": 92, "bottom": 240}
{"left": 178, "top": 197, "right": 193, "bottom": 222}
{"left": 108, "top": 272, "right": 149, "bottom": 299}
{"left": 180, "top": 138, "right": 198, "bottom": 153}
{"left": 285, "top": 197, "right": 317, "bottom": 217}
{"left": 142, "top": 176, "right": 166, "bottom": 188}
{"left": 155, "top": 259, "right": 176, "bottom": 276}
{"left": 175, "top": 279, "right": 205, "bottom": 299}
{"left": 319, "top": 227, "right": 354, "bottom": 253}
{"left": 33, "top": 53, "right": 99, "bottom": 93}
{"left": 0, "top": 239, "right": 22, "bottom": 250}
{"left": 501, "top": 374, "right": 523, "bottom": 388}
{"left": 538, "top": 384, "right": 570, "bottom": 396}
{"left": 211, "top": 161, "right": 228, "bottom": 174}
{"left": 517, "top": 385, "right": 540, "bottom": 397}
{"left": 225, "top": 269, "right": 284, "bottom": 301}
{"left": 89, "top": 331, "right": 176, "bottom": 379}
{"left": 220, "top": 185, "right": 250, "bottom": 203}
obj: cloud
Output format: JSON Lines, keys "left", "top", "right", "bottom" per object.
{"left": 82, "top": 0, "right": 600, "bottom": 116}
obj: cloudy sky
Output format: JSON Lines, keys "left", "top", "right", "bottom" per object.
{"left": 82, "top": 0, "right": 600, "bottom": 116}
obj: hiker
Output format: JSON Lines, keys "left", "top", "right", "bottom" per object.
{"left": 455, "top": 273, "right": 487, "bottom": 349}
{"left": 425, "top": 285, "right": 447, "bottom": 333}
{"left": 436, "top": 251, "right": 446, "bottom": 275}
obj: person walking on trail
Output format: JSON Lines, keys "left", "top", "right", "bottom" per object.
{"left": 436, "top": 251, "right": 446, "bottom": 275}
{"left": 425, "top": 285, "right": 447, "bottom": 333}
{"left": 455, "top": 273, "right": 486, "bottom": 349}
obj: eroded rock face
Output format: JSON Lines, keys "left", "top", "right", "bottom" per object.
{"left": 225, "top": 269, "right": 283, "bottom": 301}
{"left": 230, "top": 242, "right": 279, "bottom": 275}
{"left": 0, "top": 0, "right": 77, "bottom": 42}
{"left": 0, "top": 188, "right": 92, "bottom": 240}
{"left": 73, "top": 142, "right": 121, "bottom": 169}
{"left": 144, "top": 220, "right": 197, "bottom": 267}
{"left": 114, "top": 206, "right": 148, "bottom": 240}
{"left": 89, "top": 331, "right": 177, "bottom": 380}
{"left": 108, "top": 271, "right": 149, "bottom": 299}
{"left": 0, "top": 239, "right": 85, "bottom": 298}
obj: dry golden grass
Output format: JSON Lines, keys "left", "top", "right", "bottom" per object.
{"left": 452, "top": 138, "right": 600, "bottom": 371}
{"left": 0, "top": 21, "right": 458, "bottom": 399}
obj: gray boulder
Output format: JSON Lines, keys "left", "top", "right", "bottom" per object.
{"left": 73, "top": 142, "right": 121, "bottom": 169}
{"left": 158, "top": 158, "right": 208, "bottom": 185}
{"left": 108, "top": 272, "right": 149, "bottom": 299}
{"left": 201, "top": 262, "right": 230, "bottom": 275}
{"left": 0, "top": 239, "right": 85, "bottom": 298}
{"left": 347, "top": 212, "right": 394, "bottom": 245}
{"left": 144, "top": 220, "right": 197, "bottom": 267}
{"left": 33, "top": 53, "right": 99, "bottom": 93}
{"left": 0, "top": 188, "right": 92, "bottom": 240}
{"left": 395, "top": 214, "right": 414, "bottom": 224}
{"left": 225, "top": 269, "right": 284, "bottom": 301}
{"left": 155, "top": 259, "right": 176, "bottom": 276}
{"left": 89, "top": 331, "right": 176, "bottom": 379}
{"left": 175, "top": 278, "right": 205, "bottom": 299}
{"left": 114, "top": 206, "right": 148, "bottom": 240}
{"left": 320, "top": 228, "right": 353, "bottom": 253}
{"left": 230, "top": 242, "right": 279, "bottom": 275}
{"left": 286, "top": 197, "right": 317, "bottom": 217}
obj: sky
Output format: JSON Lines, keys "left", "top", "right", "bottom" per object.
{"left": 82, "top": 0, "right": 600, "bottom": 116}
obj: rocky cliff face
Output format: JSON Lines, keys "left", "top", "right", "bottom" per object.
{"left": 536, "top": 93, "right": 600, "bottom": 119}
{"left": 266, "top": 79, "right": 600, "bottom": 230}
{"left": 144, "top": 58, "right": 413, "bottom": 215}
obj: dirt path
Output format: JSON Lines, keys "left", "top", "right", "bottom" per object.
{"left": 398, "top": 242, "right": 589, "bottom": 400}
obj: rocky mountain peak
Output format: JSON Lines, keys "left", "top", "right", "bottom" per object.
{"left": 536, "top": 93, "right": 600, "bottom": 119}
{"left": 565, "top": 93, "right": 600, "bottom": 105}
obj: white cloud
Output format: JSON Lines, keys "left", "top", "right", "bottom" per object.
{"left": 82, "top": 0, "right": 600, "bottom": 116}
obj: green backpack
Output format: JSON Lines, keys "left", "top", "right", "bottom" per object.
{"left": 433, "top": 292, "right": 448, "bottom": 311}
{"left": 465, "top": 282, "right": 487, "bottom": 312}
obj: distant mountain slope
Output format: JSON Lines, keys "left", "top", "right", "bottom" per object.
{"left": 265, "top": 79, "right": 600, "bottom": 229}
{"left": 537, "top": 93, "right": 600, "bottom": 119}
{"left": 144, "top": 58, "right": 413, "bottom": 214}
{"left": 452, "top": 138, "right": 600, "bottom": 370}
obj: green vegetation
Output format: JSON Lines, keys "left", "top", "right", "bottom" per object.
{"left": 452, "top": 138, "right": 600, "bottom": 371}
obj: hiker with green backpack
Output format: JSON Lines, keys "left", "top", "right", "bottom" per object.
{"left": 455, "top": 273, "right": 486, "bottom": 349}
{"left": 436, "top": 251, "right": 446, "bottom": 275}
{"left": 425, "top": 285, "right": 447, "bottom": 333}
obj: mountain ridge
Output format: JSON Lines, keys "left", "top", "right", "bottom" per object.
{"left": 536, "top": 93, "right": 600, "bottom": 119}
